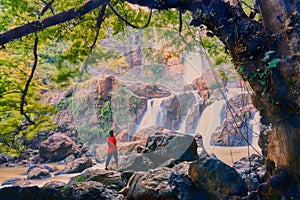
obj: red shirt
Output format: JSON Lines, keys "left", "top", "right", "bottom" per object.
{"left": 107, "top": 136, "right": 117, "bottom": 153}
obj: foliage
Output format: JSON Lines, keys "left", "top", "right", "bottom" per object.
{"left": 98, "top": 100, "right": 113, "bottom": 137}
{"left": 0, "top": 46, "right": 56, "bottom": 156}
{"left": 238, "top": 51, "right": 280, "bottom": 94}
{"left": 111, "top": 86, "right": 131, "bottom": 128}
{"left": 76, "top": 175, "right": 85, "bottom": 183}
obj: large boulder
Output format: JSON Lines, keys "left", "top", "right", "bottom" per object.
{"left": 189, "top": 156, "right": 248, "bottom": 199}
{"left": 39, "top": 133, "right": 80, "bottom": 162}
{"left": 1, "top": 178, "right": 31, "bottom": 187}
{"left": 27, "top": 168, "right": 51, "bottom": 180}
{"left": 119, "top": 154, "right": 156, "bottom": 172}
{"left": 27, "top": 164, "right": 59, "bottom": 174}
{"left": 119, "top": 131, "right": 198, "bottom": 171}
{"left": 63, "top": 181, "right": 124, "bottom": 200}
{"left": 123, "top": 162, "right": 197, "bottom": 200}
{"left": 56, "top": 156, "right": 93, "bottom": 175}
{"left": 68, "top": 169, "right": 124, "bottom": 191}
{"left": 144, "top": 131, "right": 198, "bottom": 167}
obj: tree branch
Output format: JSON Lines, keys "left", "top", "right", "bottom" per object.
{"left": 0, "top": 0, "right": 108, "bottom": 46}
{"left": 40, "top": 0, "right": 55, "bottom": 16}
{"left": 90, "top": 4, "right": 107, "bottom": 55}
{"left": 20, "top": 36, "right": 38, "bottom": 125}
{"left": 81, "top": 4, "right": 107, "bottom": 76}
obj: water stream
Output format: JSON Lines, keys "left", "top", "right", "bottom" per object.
{"left": 0, "top": 163, "right": 105, "bottom": 188}
{"left": 138, "top": 97, "right": 166, "bottom": 129}
{"left": 196, "top": 100, "right": 226, "bottom": 152}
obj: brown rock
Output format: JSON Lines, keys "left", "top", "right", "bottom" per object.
{"left": 193, "top": 77, "right": 210, "bottom": 99}
{"left": 97, "top": 75, "right": 115, "bottom": 99}
{"left": 39, "top": 133, "right": 80, "bottom": 162}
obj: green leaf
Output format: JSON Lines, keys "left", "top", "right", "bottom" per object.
{"left": 267, "top": 58, "right": 280, "bottom": 68}
{"left": 260, "top": 80, "right": 266, "bottom": 85}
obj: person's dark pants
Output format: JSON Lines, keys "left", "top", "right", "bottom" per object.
{"left": 105, "top": 151, "right": 118, "bottom": 168}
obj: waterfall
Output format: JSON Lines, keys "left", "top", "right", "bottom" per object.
{"left": 196, "top": 100, "right": 226, "bottom": 152}
{"left": 177, "top": 108, "right": 192, "bottom": 133}
{"left": 177, "top": 91, "right": 202, "bottom": 133}
{"left": 138, "top": 98, "right": 166, "bottom": 130}
{"left": 248, "top": 111, "right": 261, "bottom": 146}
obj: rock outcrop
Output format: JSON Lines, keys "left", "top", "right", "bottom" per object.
{"left": 56, "top": 156, "right": 93, "bottom": 175}
{"left": 39, "top": 133, "right": 80, "bottom": 162}
{"left": 119, "top": 131, "right": 198, "bottom": 171}
{"left": 189, "top": 156, "right": 248, "bottom": 199}
{"left": 193, "top": 76, "right": 210, "bottom": 99}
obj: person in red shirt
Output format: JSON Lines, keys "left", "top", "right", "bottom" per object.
{"left": 105, "top": 130, "right": 118, "bottom": 170}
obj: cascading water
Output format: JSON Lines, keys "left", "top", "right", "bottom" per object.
{"left": 248, "top": 111, "right": 261, "bottom": 146}
{"left": 177, "top": 108, "right": 192, "bottom": 133}
{"left": 177, "top": 91, "right": 203, "bottom": 134}
{"left": 138, "top": 98, "right": 166, "bottom": 130}
{"left": 196, "top": 100, "right": 226, "bottom": 152}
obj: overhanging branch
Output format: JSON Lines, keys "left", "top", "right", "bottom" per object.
{"left": 0, "top": 0, "right": 108, "bottom": 46}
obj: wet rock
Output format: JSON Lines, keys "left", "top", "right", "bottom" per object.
{"left": 56, "top": 156, "right": 93, "bottom": 175}
{"left": 68, "top": 169, "right": 124, "bottom": 191}
{"left": 43, "top": 180, "right": 66, "bottom": 189}
{"left": 39, "top": 133, "right": 80, "bottom": 162}
{"left": 0, "top": 154, "right": 12, "bottom": 166}
{"left": 189, "top": 156, "right": 248, "bottom": 198}
{"left": 27, "top": 164, "right": 59, "bottom": 174}
{"left": 1, "top": 178, "right": 27, "bottom": 186}
{"left": 28, "top": 168, "right": 51, "bottom": 180}
{"left": 12, "top": 179, "right": 32, "bottom": 187}
{"left": 58, "top": 154, "right": 76, "bottom": 165}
